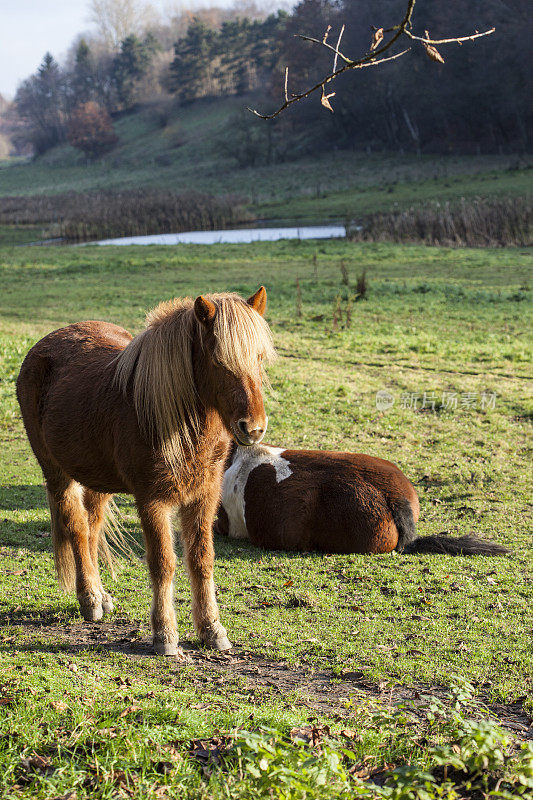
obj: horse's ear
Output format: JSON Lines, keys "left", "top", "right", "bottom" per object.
{"left": 194, "top": 295, "right": 216, "bottom": 327}
{"left": 247, "top": 286, "right": 267, "bottom": 316}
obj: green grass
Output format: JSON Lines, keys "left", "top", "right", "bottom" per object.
{"left": 0, "top": 97, "right": 530, "bottom": 226}
{"left": 0, "top": 239, "right": 532, "bottom": 798}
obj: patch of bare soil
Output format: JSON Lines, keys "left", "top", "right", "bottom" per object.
{"left": 7, "top": 615, "right": 533, "bottom": 741}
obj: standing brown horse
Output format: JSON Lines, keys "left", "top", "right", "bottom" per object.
{"left": 16, "top": 288, "right": 274, "bottom": 655}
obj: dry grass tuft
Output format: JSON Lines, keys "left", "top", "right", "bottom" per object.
{"left": 0, "top": 190, "right": 251, "bottom": 242}
{"left": 348, "top": 196, "right": 532, "bottom": 247}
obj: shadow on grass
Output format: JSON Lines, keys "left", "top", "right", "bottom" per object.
{"left": 0, "top": 484, "right": 47, "bottom": 510}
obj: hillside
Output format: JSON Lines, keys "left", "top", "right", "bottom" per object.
{"left": 0, "top": 97, "right": 530, "bottom": 230}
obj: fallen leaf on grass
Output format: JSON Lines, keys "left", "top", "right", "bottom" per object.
{"left": 119, "top": 704, "right": 140, "bottom": 718}
{"left": 17, "top": 752, "right": 55, "bottom": 783}
{"left": 114, "top": 676, "right": 133, "bottom": 687}
{"left": 340, "top": 728, "right": 361, "bottom": 740}
{"left": 50, "top": 700, "right": 67, "bottom": 712}
{"left": 189, "top": 736, "right": 232, "bottom": 776}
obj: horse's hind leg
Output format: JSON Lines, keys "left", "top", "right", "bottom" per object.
{"left": 83, "top": 489, "right": 114, "bottom": 615}
{"left": 48, "top": 476, "right": 105, "bottom": 622}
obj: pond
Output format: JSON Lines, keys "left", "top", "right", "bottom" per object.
{"left": 92, "top": 224, "right": 347, "bottom": 246}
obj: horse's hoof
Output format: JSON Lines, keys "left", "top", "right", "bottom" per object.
{"left": 212, "top": 635, "right": 233, "bottom": 651}
{"left": 101, "top": 592, "right": 114, "bottom": 614}
{"left": 80, "top": 603, "right": 104, "bottom": 622}
{"left": 154, "top": 641, "right": 181, "bottom": 656}
{"left": 201, "top": 632, "right": 233, "bottom": 651}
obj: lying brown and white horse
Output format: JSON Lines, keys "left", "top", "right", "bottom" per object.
{"left": 214, "top": 443, "right": 508, "bottom": 556}
{"left": 17, "top": 288, "right": 275, "bottom": 655}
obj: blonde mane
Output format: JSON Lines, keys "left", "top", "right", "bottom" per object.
{"left": 113, "top": 293, "right": 275, "bottom": 474}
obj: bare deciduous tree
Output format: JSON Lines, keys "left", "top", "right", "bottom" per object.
{"left": 250, "top": 0, "right": 495, "bottom": 119}
{"left": 88, "top": 0, "right": 157, "bottom": 50}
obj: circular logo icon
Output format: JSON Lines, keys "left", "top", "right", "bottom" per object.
{"left": 376, "top": 389, "right": 394, "bottom": 411}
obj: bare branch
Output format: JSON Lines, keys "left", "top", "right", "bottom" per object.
{"left": 296, "top": 33, "right": 352, "bottom": 66}
{"left": 249, "top": 0, "right": 495, "bottom": 120}
{"left": 333, "top": 24, "right": 345, "bottom": 73}
{"left": 404, "top": 27, "right": 495, "bottom": 45}
{"left": 248, "top": 49, "right": 411, "bottom": 120}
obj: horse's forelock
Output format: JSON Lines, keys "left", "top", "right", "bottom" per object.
{"left": 207, "top": 294, "right": 276, "bottom": 380}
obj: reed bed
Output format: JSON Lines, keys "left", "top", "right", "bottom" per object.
{"left": 0, "top": 190, "right": 252, "bottom": 242}
{"left": 348, "top": 196, "right": 532, "bottom": 247}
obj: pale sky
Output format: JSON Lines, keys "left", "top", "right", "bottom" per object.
{"left": 0, "top": 0, "right": 257, "bottom": 99}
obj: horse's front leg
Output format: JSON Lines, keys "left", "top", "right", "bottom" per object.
{"left": 180, "top": 489, "right": 232, "bottom": 651}
{"left": 137, "top": 500, "right": 179, "bottom": 655}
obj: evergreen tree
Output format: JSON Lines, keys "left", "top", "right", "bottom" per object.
{"left": 14, "top": 53, "right": 67, "bottom": 154}
{"left": 71, "top": 39, "right": 96, "bottom": 106}
{"left": 112, "top": 33, "right": 159, "bottom": 108}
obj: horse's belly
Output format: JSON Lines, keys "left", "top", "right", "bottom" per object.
{"left": 41, "top": 406, "right": 128, "bottom": 493}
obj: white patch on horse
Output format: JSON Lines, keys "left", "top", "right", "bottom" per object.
{"left": 221, "top": 444, "right": 292, "bottom": 539}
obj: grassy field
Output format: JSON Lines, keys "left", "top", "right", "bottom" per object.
{"left": 0, "top": 239, "right": 532, "bottom": 798}
{"left": 0, "top": 97, "right": 530, "bottom": 229}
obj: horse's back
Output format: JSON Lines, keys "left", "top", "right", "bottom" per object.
{"left": 17, "top": 321, "right": 135, "bottom": 491}
{"left": 240, "top": 446, "right": 418, "bottom": 554}
{"left": 20, "top": 321, "right": 132, "bottom": 368}
{"left": 283, "top": 449, "right": 419, "bottom": 523}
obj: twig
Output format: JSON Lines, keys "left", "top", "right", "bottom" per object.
{"left": 333, "top": 24, "right": 345, "bottom": 73}
{"left": 248, "top": 50, "right": 410, "bottom": 120}
{"left": 404, "top": 28, "right": 495, "bottom": 45}
{"left": 249, "top": 0, "right": 495, "bottom": 119}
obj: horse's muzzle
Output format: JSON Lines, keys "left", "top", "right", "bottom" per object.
{"left": 232, "top": 418, "right": 267, "bottom": 446}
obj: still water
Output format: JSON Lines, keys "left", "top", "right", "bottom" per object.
{"left": 93, "top": 224, "right": 346, "bottom": 246}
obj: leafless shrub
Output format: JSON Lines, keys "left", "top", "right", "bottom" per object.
{"left": 332, "top": 295, "right": 342, "bottom": 330}
{"left": 347, "top": 197, "right": 532, "bottom": 248}
{"left": 355, "top": 269, "right": 368, "bottom": 300}
{"left": 296, "top": 276, "right": 303, "bottom": 318}
{"left": 340, "top": 260, "right": 349, "bottom": 286}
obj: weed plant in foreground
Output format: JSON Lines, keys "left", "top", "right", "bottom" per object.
{"left": 0, "top": 239, "right": 531, "bottom": 798}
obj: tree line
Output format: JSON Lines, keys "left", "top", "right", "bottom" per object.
{"left": 6, "top": 0, "right": 531, "bottom": 159}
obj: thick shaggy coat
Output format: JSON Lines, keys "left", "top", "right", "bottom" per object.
{"left": 16, "top": 288, "right": 274, "bottom": 654}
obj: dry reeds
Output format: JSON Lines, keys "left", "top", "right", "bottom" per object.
{"left": 0, "top": 190, "right": 252, "bottom": 242}
{"left": 348, "top": 196, "right": 532, "bottom": 247}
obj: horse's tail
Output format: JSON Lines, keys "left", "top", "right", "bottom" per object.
{"left": 48, "top": 488, "right": 76, "bottom": 592}
{"left": 101, "top": 499, "right": 139, "bottom": 571}
{"left": 390, "top": 498, "right": 509, "bottom": 556}
{"left": 48, "top": 492, "right": 138, "bottom": 592}
{"left": 403, "top": 534, "right": 509, "bottom": 556}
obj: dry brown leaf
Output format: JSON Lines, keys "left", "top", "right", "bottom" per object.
{"left": 119, "top": 704, "right": 139, "bottom": 718}
{"left": 371, "top": 28, "right": 384, "bottom": 50}
{"left": 50, "top": 700, "right": 67, "bottom": 712}
{"left": 321, "top": 90, "right": 335, "bottom": 113}
{"left": 423, "top": 32, "right": 445, "bottom": 64}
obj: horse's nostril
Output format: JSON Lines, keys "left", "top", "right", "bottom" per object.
{"left": 237, "top": 419, "right": 249, "bottom": 435}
